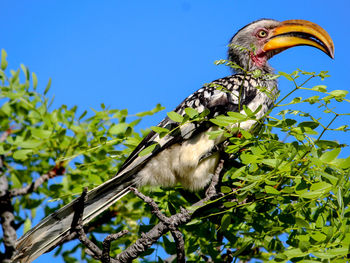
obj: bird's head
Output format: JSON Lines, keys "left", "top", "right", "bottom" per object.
{"left": 228, "top": 19, "right": 334, "bottom": 73}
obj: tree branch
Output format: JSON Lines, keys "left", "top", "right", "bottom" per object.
{"left": 0, "top": 157, "right": 16, "bottom": 263}
{"left": 72, "top": 187, "right": 104, "bottom": 259}
{"left": 52, "top": 209, "right": 120, "bottom": 249}
{"left": 70, "top": 188, "right": 128, "bottom": 263}
{"left": 9, "top": 162, "right": 65, "bottom": 198}
{"left": 102, "top": 230, "right": 129, "bottom": 263}
{"left": 170, "top": 230, "right": 185, "bottom": 263}
{"left": 66, "top": 158, "right": 226, "bottom": 263}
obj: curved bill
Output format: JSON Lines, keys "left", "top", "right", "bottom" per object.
{"left": 263, "top": 19, "right": 334, "bottom": 58}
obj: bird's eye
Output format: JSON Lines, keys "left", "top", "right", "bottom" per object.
{"left": 257, "top": 30, "right": 268, "bottom": 38}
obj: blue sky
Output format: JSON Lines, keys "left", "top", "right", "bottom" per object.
{"left": 2, "top": 1, "right": 350, "bottom": 262}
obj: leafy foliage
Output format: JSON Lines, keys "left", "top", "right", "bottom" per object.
{"left": 0, "top": 50, "right": 349, "bottom": 262}
{"left": 0, "top": 50, "right": 164, "bottom": 261}
{"left": 182, "top": 66, "right": 350, "bottom": 262}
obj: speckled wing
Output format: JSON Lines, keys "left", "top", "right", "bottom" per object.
{"left": 117, "top": 74, "right": 257, "bottom": 176}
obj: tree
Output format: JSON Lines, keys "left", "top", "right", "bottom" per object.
{"left": 1, "top": 50, "right": 350, "bottom": 262}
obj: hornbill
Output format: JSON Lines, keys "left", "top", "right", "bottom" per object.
{"left": 14, "top": 19, "right": 334, "bottom": 262}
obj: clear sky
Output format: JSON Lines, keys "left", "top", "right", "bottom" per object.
{"left": 2, "top": 1, "right": 350, "bottom": 262}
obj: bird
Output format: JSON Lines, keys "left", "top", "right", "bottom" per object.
{"left": 14, "top": 19, "right": 334, "bottom": 262}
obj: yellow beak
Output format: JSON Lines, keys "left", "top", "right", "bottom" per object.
{"left": 263, "top": 19, "right": 334, "bottom": 58}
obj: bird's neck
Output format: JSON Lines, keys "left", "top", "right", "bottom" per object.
{"left": 233, "top": 59, "right": 275, "bottom": 75}
{"left": 229, "top": 50, "right": 275, "bottom": 74}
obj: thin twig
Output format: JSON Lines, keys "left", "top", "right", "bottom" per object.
{"left": 115, "top": 208, "right": 191, "bottom": 263}
{"left": 54, "top": 209, "right": 119, "bottom": 248}
{"left": 205, "top": 158, "right": 225, "bottom": 199}
{"left": 130, "top": 187, "right": 170, "bottom": 223}
{"left": 9, "top": 162, "right": 65, "bottom": 197}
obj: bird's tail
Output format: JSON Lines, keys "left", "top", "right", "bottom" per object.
{"left": 14, "top": 171, "right": 136, "bottom": 263}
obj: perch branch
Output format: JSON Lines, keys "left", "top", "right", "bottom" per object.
{"left": 63, "top": 158, "right": 226, "bottom": 263}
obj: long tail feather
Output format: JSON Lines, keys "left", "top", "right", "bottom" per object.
{"left": 14, "top": 172, "right": 136, "bottom": 263}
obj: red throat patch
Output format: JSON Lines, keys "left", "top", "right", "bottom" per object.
{"left": 250, "top": 51, "right": 267, "bottom": 68}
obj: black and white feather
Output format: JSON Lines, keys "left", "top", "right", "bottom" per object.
{"left": 14, "top": 19, "right": 282, "bottom": 263}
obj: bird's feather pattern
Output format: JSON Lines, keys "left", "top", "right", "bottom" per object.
{"left": 119, "top": 73, "right": 264, "bottom": 174}
{"left": 14, "top": 73, "right": 277, "bottom": 263}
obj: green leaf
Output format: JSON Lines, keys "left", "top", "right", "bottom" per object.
{"left": 11, "top": 173, "right": 21, "bottom": 188}
{"left": 320, "top": 148, "right": 341, "bottom": 163}
{"left": 18, "top": 140, "right": 42, "bottom": 149}
{"left": 1, "top": 49, "right": 8, "bottom": 70}
{"left": 163, "top": 235, "right": 176, "bottom": 255}
{"left": 289, "top": 97, "right": 302, "bottom": 104}
{"left": 99, "top": 137, "right": 107, "bottom": 144}
{"left": 262, "top": 159, "right": 278, "bottom": 167}
{"left": 226, "top": 112, "right": 247, "bottom": 120}
{"left": 21, "top": 64, "right": 30, "bottom": 80}
{"left": 243, "top": 105, "right": 254, "bottom": 116}
{"left": 295, "top": 217, "right": 309, "bottom": 228}
{"left": 278, "top": 71, "right": 293, "bottom": 81}
{"left": 299, "top": 182, "right": 332, "bottom": 199}
{"left": 311, "top": 181, "right": 332, "bottom": 192}
{"left": 313, "top": 247, "right": 348, "bottom": 258}
{"left": 134, "top": 104, "right": 164, "bottom": 117}
{"left": 283, "top": 248, "right": 308, "bottom": 258}
{"left": 239, "top": 129, "right": 252, "bottom": 139}
{"left": 252, "top": 69, "right": 262, "bottom": 78}
{"left": 31, "top": 129, "right": 51, "bottom": 139}
{"left": 199, "top": 108, "right": 210, "bottom": 117}
{"left": 214, "top": 59, "right": 226, "bottom": 65}
{"left": 167, "top": 201, "right": 177, "bottom": 215}
{"left": 210, "top": 117, "right": 231, "bottom": 127}
{"left": 78, "top": 110, "right": 87, "bottom": 120}
{"left": 109, "top": 123, "right": 129, "bottom": 135}
{"left": 336, "top": 187, "right": 343, "bottom": 210}
{"left": 223, "top": 201, "right": 237, "bottom": 208}
{"left": 167, "top": 111, "right": 184, "bottom": 123}
{"left": 274, "top": 253, "right": 288, "bottom": 261}
{"left": 13, "top": 149, "right": 33, "bottom": 160}
{"left": 150, "top": 126, "right": 169, "bottom": 134}
{"left": 32, "top": 72, "right": 38, "bottom": 90}
{"left": 298, "top": 240, "right": 310, "bottom": 252}
{"left": 329, "top": 89, "right": 348, "bottom": 97}
{"left": 23, "top": 218, "right": 32, "bottom": 234}
{"left": 298, "top": 121, "right": 319, "bottom": 129}
{"left": 44, "top": 78, "right": 52, "bottom": 95}
{"left": 264, "top": 185, "right": 280, "bottom": 195}
{"left": 221, "top": 186, "right": 232, "bottom": 193}
{"left": 315, "top": 140, "right": 339, "bottom": 150}
{"left": 303, "top": 95, "right": 320, "bottom": 104}
{"left": 139, "top": 143, "right": 159, "bottom": 157}
{"left": 312, "top": 85, "right": 327, "bottom": 92}
{"left": 221, "top": 214, "right": 231, "bottom": 231}
{"left": 335, "top": 156, "right": 350, "bottom": 169}
{"left": 241, "top": 153, "right": 258, "bottom": 164}
{"left": 184, "top": 107, "right": 199, "bottom": 118}
{"left": 333, "top": 125, "right": 348, "bottom": 131}
{"left": 206, "top": 129, "right": 224, "bottom": 140}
